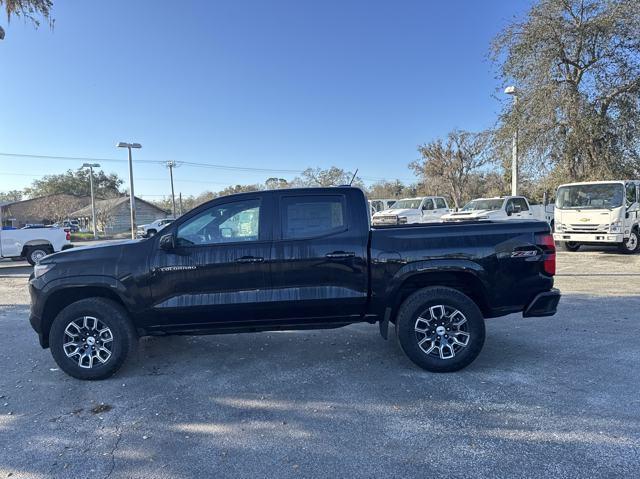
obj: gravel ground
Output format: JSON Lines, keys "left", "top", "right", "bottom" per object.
{"left": 0, "top": 249, "right": 639, "bottom": 478}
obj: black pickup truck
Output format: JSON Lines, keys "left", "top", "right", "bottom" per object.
{"left": 29, "top": 187, "right": 560, "bottom": 380}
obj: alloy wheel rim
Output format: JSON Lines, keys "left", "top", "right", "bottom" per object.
{"left": 32, "top": 250, "right": 47, "bottom": 262}
{"left": 63, "top": 316, "right": 114, "bottom": 369}
{"left": 626, "top": 233, "right": 638, "bottom": 251}
{"left": 414, "top": 305, "right": 470, "bottom": 360}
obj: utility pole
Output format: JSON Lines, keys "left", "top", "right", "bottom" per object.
{"left": 166, "top": 161, "right": 177, "bottom": 218}
{"left": 81, "top": 163, "right": 100, "bottom": 239}
{"left": 505, "top": 86, "right": 519, "bottom": 196}
{"left": 117, "top": 142, "right": 142, "bottom": 239}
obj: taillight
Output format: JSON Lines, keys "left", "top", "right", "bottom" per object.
{"left": 535, "top": 233, "right": 556, "bottom": 276}
{"left": 66, "top": 232, "right": 71, "bottom": 241}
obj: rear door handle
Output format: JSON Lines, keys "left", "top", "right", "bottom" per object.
{"left": 325, "top": 251, "right": 355, "bottom": 259}
{"left": 235, "top": 256, "right": 264, "bottom": 263}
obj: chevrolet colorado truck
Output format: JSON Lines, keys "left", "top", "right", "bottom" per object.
{"left": 29, "top": 187, "right": 560, "bottom": 380}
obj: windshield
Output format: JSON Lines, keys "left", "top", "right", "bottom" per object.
{"left": 555, "top": 183, "right": 624, "bottom": 209}
{"left": 461, "top": 199, "right": 504, "bottom": 211}
{"left": 392, "top": 199, "right": 422, "bottom": 209}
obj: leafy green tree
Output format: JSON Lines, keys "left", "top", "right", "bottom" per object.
{"left": 24, "top": 169, "right": 124, "bottom": 199}
{"left": 492, "top": 0, "right": 640, "bottom": 183}
{"left": 0, "top": 190, "right": 23, "bottom": 202}
{"left": 0, "top": 0, "right": 53, "bottom": 40}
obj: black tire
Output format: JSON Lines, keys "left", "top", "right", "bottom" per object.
{"left": 395, "top": 287, "right": 485, "bottom": 372}
{"left": 560, "top": 241, "right": 581, "bottom": 252}
{"left": 49, "top": 298, "right": 137, "bottom": 380}
{"left": 25, "top": 246, "right": 51, "bottom": 266}
{"left": 147, "top": 229, "right": 157, "bottom": 237}
{"left": 618, "top": 229, "right": 640, "bottom": 254}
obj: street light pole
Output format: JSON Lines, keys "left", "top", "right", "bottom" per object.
{"left": 505, "top": 86, "right": 519, "bottom": 196}
{"left": 117, "top": 142, "right": 142, "bottom": 239}
{"left": 166, "top": 161, "right": 177, "bottom": 218}
{"left": 81, "top": 163, "right": 100, "bottom": 239}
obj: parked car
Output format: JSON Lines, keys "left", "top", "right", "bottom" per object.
{"left": 442, "top": 196, "right": 554, "bottom": 225}
{"left": 28, "top": 187, "right": 559, "bottom": 380}
{"left": 52, "top": 220, "right": 80, "bottom": 233}
{"left": 371, "top": 196, "right": 450, "bottom": 225}
{"left": 0, "top": 215, "right": 71, "bottom": 265}
{"left": 553, "top": 180, "right": 640, "bottom": 253}
{"left": 137, "top": 218, "right": 174, "bottom": 237}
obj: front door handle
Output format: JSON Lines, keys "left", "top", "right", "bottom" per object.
{"left": 235, "top": 256, "right": 264, "bottom": 263}
{"left": 325, "top": 251, "right": 355, "bottom": 259}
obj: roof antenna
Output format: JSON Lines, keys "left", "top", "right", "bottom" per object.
{"left": 349, "top": 169, "right": 359, "bottom": 186}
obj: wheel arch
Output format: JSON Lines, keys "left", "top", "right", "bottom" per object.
{"left": 39, "top": 286, "right": 128, "bottom": 348}
{"left": 20, "top": 241, "right": 53, "bottom": 257}
{"left": 386, "top": 269, "right": 491, "bottom": 322}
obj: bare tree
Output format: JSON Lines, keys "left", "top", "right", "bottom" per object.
{"left": 492, "top": 0, "right": 640, "bottom": 183}
{"left": 410, "top": 130, "right": 493, "bottom": 209}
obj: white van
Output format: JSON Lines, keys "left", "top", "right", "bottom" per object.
{"left": 553, "top": 180, "right": 640, "bottom": 253}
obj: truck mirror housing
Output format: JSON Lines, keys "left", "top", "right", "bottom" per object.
{"left": 159, "top": 233, "right": 175, "bottom": 251}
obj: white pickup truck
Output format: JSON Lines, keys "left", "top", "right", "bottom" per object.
{"left": 136, "top": 218, "right": 174, "bottom": 238}
{"left": 0, "top": 224, "right": 71, "bottom": 265}
{"left": 441, "top": 196, "right": 554, "bottom": 225}
{"left": 371, "top": 196, "right": 450, "bottom": 225}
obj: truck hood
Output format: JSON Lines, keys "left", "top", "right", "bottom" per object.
{"left": 372, "top": 208, "right": 420, "bottom": 217}
{"left": 442, "top": 210, "right": 494, "bottom": 220}
{"left": 41, "top": 239, "right": 143, "bottom": 265}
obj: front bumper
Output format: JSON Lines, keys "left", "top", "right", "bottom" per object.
{"left": 523, "top": 288, "right": 561, "bottom": 317}
{"left": 553, "top": 233, "right": 623, "bottom": 243}
{"left": 28, "top": 279, "right": 48, "bottom": 348}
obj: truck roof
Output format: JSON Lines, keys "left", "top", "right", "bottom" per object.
{"left": 557, "top": 180, "right": 638, "bottom": 187}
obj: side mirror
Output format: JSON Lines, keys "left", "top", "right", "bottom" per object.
{"left": 506, "top": 204, "right": 513, "bottom": 216}
{"left": 159, "top": 233, "right": 175, "bottom": 251}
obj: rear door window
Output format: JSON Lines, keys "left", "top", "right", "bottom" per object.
{"left": 281, "top": 195, "right": 346, "bottom": 239}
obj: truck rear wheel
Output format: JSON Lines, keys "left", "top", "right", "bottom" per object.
{"left": 25, "top": 246, "right": 51, "bottom": 265}
{"left": 395, "top": 287, "right": 485, "bottom": 372}
{"left": 49, "top": 298, "right": 137, "bottom": 380}
{"left": 560, "top": 241, "right": 581, "bottom": 252}
{"left": 618, "top": 230, "right": 640, "bottom": 254}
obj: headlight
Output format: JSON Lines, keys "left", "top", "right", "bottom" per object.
{"left": 609, "top": 221, "right": 622, "bottom": 233}
{"left": 555, "top": 223, "right": 565, "bottom": 232}
{"left": 33, "top": 263, "right": 55, "bottom": 279}
{"left": 398, "top": 217, "right": 408, "bottom": 224}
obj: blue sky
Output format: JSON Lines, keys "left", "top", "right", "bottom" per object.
{"left": 0, "top": 0, "right": 531, "bottom": 199}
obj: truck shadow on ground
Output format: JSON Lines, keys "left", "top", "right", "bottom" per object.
{"left": 1, "top": 294, "right": 640, "bottom": 478}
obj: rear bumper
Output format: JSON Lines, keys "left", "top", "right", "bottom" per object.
{"left": 553, "top": 233, "right": 623, "bottom": 243}
{"left": 523, "top": 288, "right": 561, "bottom": 317}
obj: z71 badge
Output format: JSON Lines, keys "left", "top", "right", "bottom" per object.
{"left": 511, "top": 250, "right": 538, "bottom": 258}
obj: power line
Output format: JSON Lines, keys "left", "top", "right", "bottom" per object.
{"left": 0, "top": 151, "right": 416, "bottom": 182}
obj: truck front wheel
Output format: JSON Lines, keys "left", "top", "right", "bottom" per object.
{"left": 560, "top": 241, "right": 581, "bottom": 252}
{"left": 395, "top": 287, "right": 485, "bottom": 372}
{"left": 618, "top": 230, "right": 640, "bottom": 254}
{"left": 49, "top": 298, "right": 138, "bottom": 380}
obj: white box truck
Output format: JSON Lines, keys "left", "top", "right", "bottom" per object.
{"left": 553, "top": 180, "right": 640, "bottom": 253}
